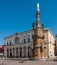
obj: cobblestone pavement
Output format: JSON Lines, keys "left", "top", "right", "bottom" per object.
{"left": 0, "top": 58, "right": 57, "bottom": 65}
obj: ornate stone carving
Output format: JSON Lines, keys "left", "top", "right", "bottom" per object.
{"left": 15, "top": 37, "right": 19, "bottom": 43}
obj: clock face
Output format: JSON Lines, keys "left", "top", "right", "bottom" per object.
{"left": 15, "top": 37, "right": 19, "bottom": 43}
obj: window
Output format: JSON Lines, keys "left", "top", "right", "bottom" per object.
{"left": 28, "top": 38, "right": 30, "bottom": 42}
{"left": 7, "top": 42, "right": 8, "bottom": 45}
{"left": 24, "top": 39, "right": 26, "bottom": 43}
{"left": 10, "top": 42, "right": 11, "bottom": 46}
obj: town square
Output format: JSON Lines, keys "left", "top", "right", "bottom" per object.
{"left": 0, "top": 0, "right": 57, "bottom": 65}
{"left": 0, "top": 58, "right": 57, "bottom": 65}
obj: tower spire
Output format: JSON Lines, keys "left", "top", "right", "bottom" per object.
{"left": 37, "top": 3, "right": 40, "bottom": 12}
{"left": 36, "top": 3, "right": 40, "bottom": 28}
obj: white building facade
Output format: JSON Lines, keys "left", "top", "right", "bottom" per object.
{"left": 44, "top": 28, "right": 55, "bottom": 58}
{"left": 4, "top": 30, "right": 33, "bottom": 58}
{"left": 4, "top": 29, "right": 54, "bottom": 59}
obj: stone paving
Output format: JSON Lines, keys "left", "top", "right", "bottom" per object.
{"left": 0, "top": 58, "right": 57, "bottom": 65}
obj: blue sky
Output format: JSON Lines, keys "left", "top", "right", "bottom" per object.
{"left": 0, "top": 0, "right": 57, "bottom": 45}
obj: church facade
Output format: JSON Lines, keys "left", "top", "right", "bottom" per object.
{"left": 4, "top": 3, "right": 55, "bottom": 59}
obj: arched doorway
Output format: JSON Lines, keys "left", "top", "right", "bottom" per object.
{"left": 10, "top": 49, "right": 12, "bottom": 58}
{"left": 28, "top": 46, "right": 32, "bottom": 58}
{"left": 16, "top": 48, "right": 18, "bottom": 58}
{"left": 20, "top": 47, "right": 22, "bottom": 57}
{"left": 23, "top": 47, "right": 26, "bottom": 57}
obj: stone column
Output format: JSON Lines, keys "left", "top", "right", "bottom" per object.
{"left": 30, "top": 48, "right": 32, "bottom": 57}
{"left": 38, "top": 48, "right": 40, "bottom": 58}
{"left": 18, "top": 48, "right": 20, "bottom": 57}
{"left": 17, "top": 47, "right": 19, "bottom": 57}
{"left": 15, "top": 48, "right": 16, "bottom": 58}
{"left": 22, "top": 47, "right": 24, "bottom": 58}
{"left": 13, "top": 48, "right": 15, "bottom": 57}
{"left": 42, "top": 51, "right": 44, "bottom": 58}
{"left": 45, "top": 49, "right": 47, "bottom": 58}
{"left": 26, "top": 47, "right": 28, "bottom": 57}
{"left": 22, "top": 48, "right": 24, "bottom": 57}
{"left": 4, "top": 47, "right": 7, "bottom": 57}
{"left": 12, "top": 48, "right": 13, "bottom": 57}
{"left": 9, "top": 48, "right": 10, "bottom": 58}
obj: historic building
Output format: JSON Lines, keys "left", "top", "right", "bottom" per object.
{"left": 4, "top": 3, "right": 55, "bottom": 59}
{"left": 55, "top": 34, "right": 57, "bottom": 56}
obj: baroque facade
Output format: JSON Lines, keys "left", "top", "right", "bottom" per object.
{"left": 4, "top": 3, "right": 55, "bottom": 59}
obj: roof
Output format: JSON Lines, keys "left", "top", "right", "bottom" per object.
{"left": 4, "top": 30, "right": 33, "bottom": 40}
{"left": 44, "top": 28, "right": 54, "bottom": 37}
{"left": 4, "top": 28, "right": 54, "bottom": 40}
